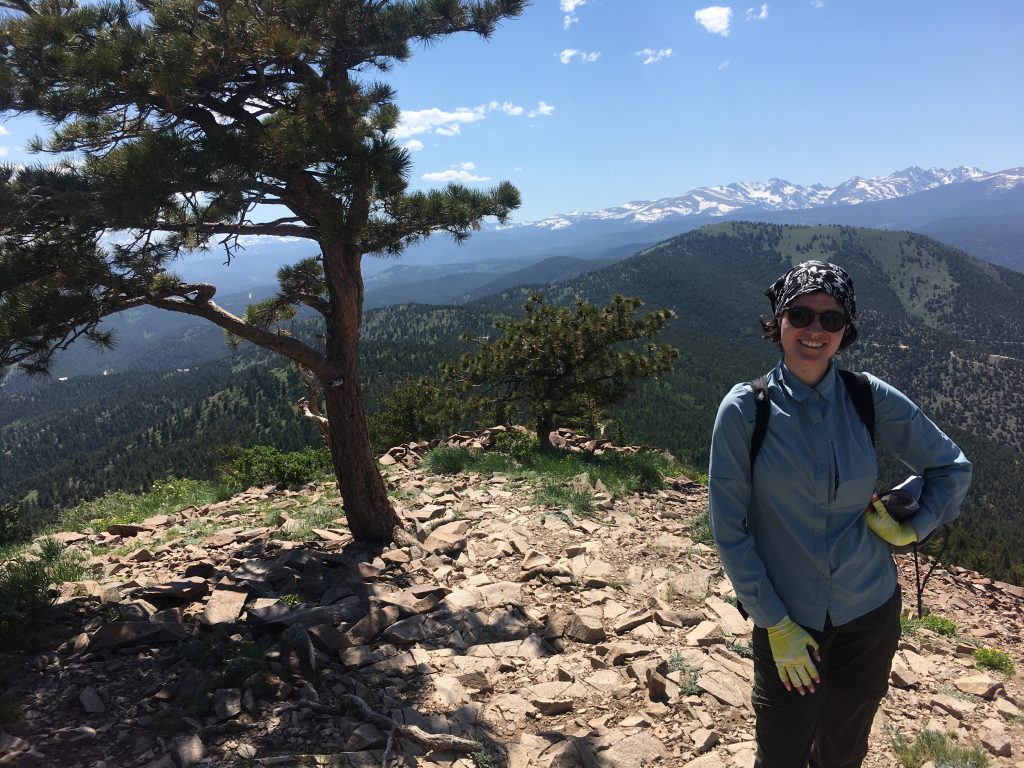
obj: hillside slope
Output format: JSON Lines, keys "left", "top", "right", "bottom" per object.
{"left": 4, "top": 442, "right": 1022, "bottom": 767}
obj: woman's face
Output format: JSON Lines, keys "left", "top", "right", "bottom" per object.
{"left": 779, "top": 291, "right": 847, "bottom": 385}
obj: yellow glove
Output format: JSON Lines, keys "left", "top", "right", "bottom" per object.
{"left": 865, "top": 496, "right": 918, "bottom": 547}
{"left": 766, "top": 616, "right": 820, "bottom": 694}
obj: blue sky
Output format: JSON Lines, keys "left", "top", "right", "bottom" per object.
{"left": 1, "top": 1, "right": 1021, "bottom": 223}
{"left": 384, "top": 0, "right": 1024, "bottom": 221}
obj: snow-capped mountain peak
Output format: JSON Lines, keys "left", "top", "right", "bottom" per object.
{"left": 519, "top": 166, "right": 1005, "bottom": 231}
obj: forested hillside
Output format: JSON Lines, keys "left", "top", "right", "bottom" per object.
{"left": 2, "top": 223, "right": 1022, "bottom": 582}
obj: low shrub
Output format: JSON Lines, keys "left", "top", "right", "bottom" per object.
{"left": 667, "top": 652, "right": 702, "bottom": 696}
{"left": 0, "top": 538, "right": 86, "bottom": 655}
{"left": 531, "top": 482, "right": 594, "bottom": 517}
{"left": 423, "top": 447, "right": 478, "bottom": 475}
{"left": 901, "top": 612, "right": 957, "bottom": 637}
{"left": 63, "top": 478, "right": 232, "bottom": 532}
{"left": 973, "top": 647, "right": 1016, "bottom": 676}
{"left": 494, "top": 430, "right": 540, "bottom": 463}
{"left": 222, "top": 445, "right": 332, "bottom": 489}
{"left": 890, "top": 729, "right": 989, "bottom": 768}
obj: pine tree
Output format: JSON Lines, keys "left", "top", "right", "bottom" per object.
{"left": 444, "top": 293, "right": 678, "bottom": 448}
{"left": 0, "top": 0, "right": 525, "bottom": 542}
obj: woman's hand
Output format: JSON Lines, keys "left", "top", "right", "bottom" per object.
{"left": 864, "top": 494, "right": 918, "bottom": 546}
{"left": 766, "top": 616, "right": 821, "bottom": 695}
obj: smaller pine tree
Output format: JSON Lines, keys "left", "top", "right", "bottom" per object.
{"left": 444, "top": 293, "right": 677, "bottom": 448}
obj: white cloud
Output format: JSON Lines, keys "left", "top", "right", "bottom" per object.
{"left": 559, "top": 48, "right": 601, "bottom": 64}
{"left": 394, "top": 99, "right": 552, "bottom": 143}
{"left": 0, "top": 126, "right": 8, "bottom": 136}
{"left": 746, "top": 4, "right": 768, "bottom": 21}
{"left": 422, "top": 163, "right": 492, "bottom": 183}
{"left": 695, "top": 6, "right": 733, "bottom": 36}
{"left": 635, "top": 48, "right": 673, "bottom": 65}
{"left": 528, "top": 101, "right": 556, "bottom": 118}
{"left": 561, "top": 0, "right": 586, "bottom": 29}
{"left": 488, "top": 100, "right": 525, "bottom": 116}
{"left": 811, "top": 0, "right": 824, "bottom": 6}
{"left": 392, "top": 106, "right": 486, "bottom": 139}
{"left": 719, "top": 60, "right": 731, "bottom": 70}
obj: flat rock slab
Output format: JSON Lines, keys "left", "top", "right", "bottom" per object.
{"left": 247, "top": 595, "right": 364, "bottom": 628}
{"left": 139, "top": 577, "right": 210, "bottom": 605}
{"left": 699, "top": 668, "right": 750, "bottom": 709}
{"left": 199, "top": 579, "right": 249, "bottom": 626}
{"left": 106, "top": 523, "right": 155, "bottom": 537}
{"left": 600, "top": 732, "right": 669, "bottom": 768}
{"left": 443, "top": 581, "right": 523, "bottom": 612}
{"left": 954, "top": 673, "right": 1004, "bottom": 699}
{"left": 705, "top": 597, "right": 750, "bottom": 636}
{"left": 566, "top": 609, "right": 606, "bottom": 644}
{"left": 88, "top": 621, "right": 189, "bottom": 652}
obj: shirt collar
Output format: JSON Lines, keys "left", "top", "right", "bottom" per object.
{"left": 774, "top": 359, "right": 839, "bottom": 403}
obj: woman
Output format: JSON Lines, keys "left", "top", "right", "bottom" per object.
{"left": 708, "top": 260, "right": 971, "bottom": 768}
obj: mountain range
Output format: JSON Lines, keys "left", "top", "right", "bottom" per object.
{"left": 395, "top": 165, "right": 1024, "bottom": 271}
{"left": 519, "top": 166, "right": 995, "bottom": 230}
{"left": 164, "top": 165, "right": 1024, "bottom": 299}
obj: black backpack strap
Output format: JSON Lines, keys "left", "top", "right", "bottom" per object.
{"left": 838, "top": 369, "right": 875, "bottom": 445}
{"left": 748, "top": 376, "right": 770, "bottom": 477}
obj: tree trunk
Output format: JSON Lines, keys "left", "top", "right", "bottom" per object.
{"left": 536, "top": 413, "right": 555, "bottom": 450}
{"left": 322, "top": 379, "right": 399, "bottom": 541}
{"left": 319, "top": 239, "right": 400, "bottom": 542}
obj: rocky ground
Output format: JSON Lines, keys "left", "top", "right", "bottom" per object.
{"left": 2, "top": 431, "right": 1022, "bottom": 768}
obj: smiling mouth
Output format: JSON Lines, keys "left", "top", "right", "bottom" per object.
{"left": 800, "top": 339, "right": 826, "bottom": 349}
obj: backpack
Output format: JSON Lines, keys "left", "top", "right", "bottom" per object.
{"left": 745, "top": 369, "right": 947, "bottom": 618}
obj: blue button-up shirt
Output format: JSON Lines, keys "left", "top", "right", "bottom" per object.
{"left": 708, "top": 361, "right": 972, "bottom": 630}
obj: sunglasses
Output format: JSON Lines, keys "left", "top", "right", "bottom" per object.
{"left": 785, "top": 306, "right": 849, "bottom": 333}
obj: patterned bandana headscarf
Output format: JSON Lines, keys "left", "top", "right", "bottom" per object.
{"left": 765, "top": 260, "right": 858, "bottom": 348}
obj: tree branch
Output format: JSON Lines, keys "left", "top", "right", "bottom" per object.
{"left": 147, "top": 284, "right": 332, "bottom": 377}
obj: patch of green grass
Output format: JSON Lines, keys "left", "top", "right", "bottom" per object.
{"left": 530, "top": 482, "right": 594, "bottom": 517}
{"left": 973, "top": 647, "right": 1015, "bottom": 676}
{"left": 684, "top": 509, "right": 714, "bottom": 547}
{"left": 222, "top": 641, "right": 269, "bottom": 688}
{"left": 667, "top": 652, "right": 702, "bottom": 696}
{"left": 727, "top": 639, "right": 755, "bottom": 659}
{"left": 423, "top": 447, "right": 517, "bottom": 476}
{"left": 690, "top": 470, "right": 710, "bottom": 486}
{"left": 890, "top": 729, "right": 990, "bottom": 768}
{"left": 268, "top": 501, "right": 347, "bottom": 542}
{"left": 62, "top": 478, "right": 233, "bottom": 534}
{"left": 901, "top": 612, "right": 958, "bottom": 637}
{"left": 279, "top": 593, "right": 303, "bottom": 607}
{"left": 36, "top": 537, "right": 86, "bottom": 584}
{"left": 423, "top": 437, "right": 680, "bottom": 498}
{"left": 471, "top": 748, "right": 501, "bottom": 768}
{"left": 179, "top": 636, "right": 268, "bottom": 691}
{"left": 0, "top": 538, "right": 87, "bottom": 654}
